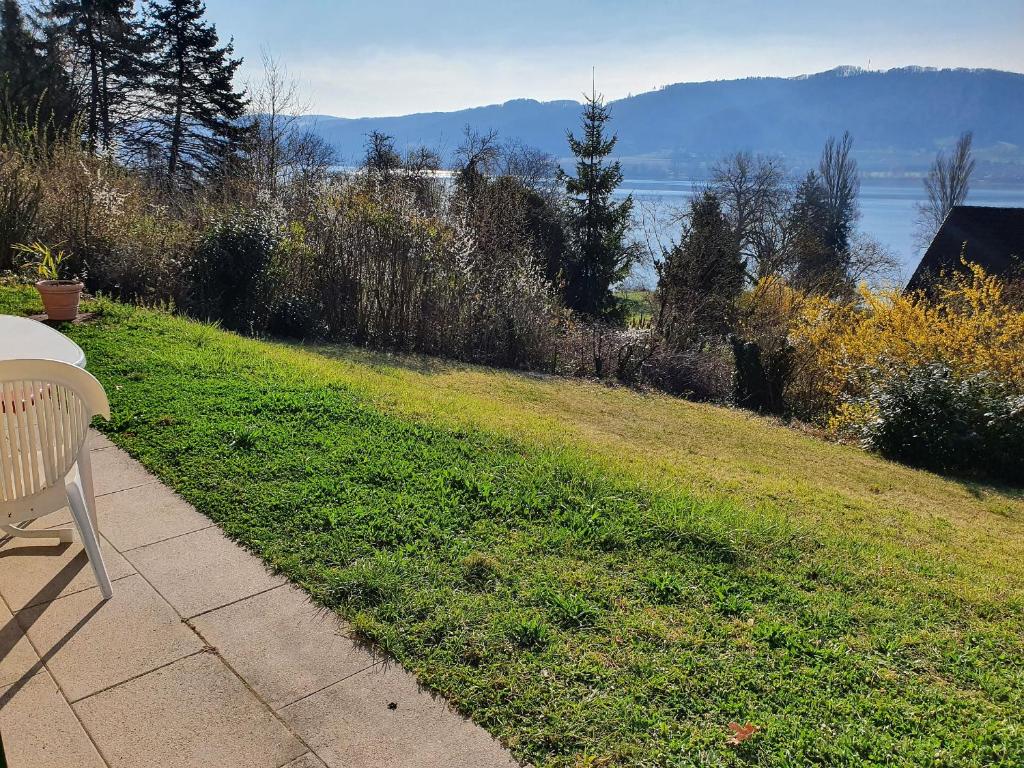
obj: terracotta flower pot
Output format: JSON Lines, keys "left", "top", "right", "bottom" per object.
{"left": 35, "top": 280, "right": 84, "bottom": 321}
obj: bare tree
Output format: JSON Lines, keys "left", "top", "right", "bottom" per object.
{"left": 364, "top": 130, "right": 402, "bottom": 176}
{"left": 454, "top": 126, "right": 500, "bottom": 175}
{"left": 915, "top": 131, "right": 975, "bottom": 249}
{"left": 246, "top": 52, "right": 334, "bottom": 197}
{"left": 453, "top": 126, "right": 500, "bottom": 200}
{"left": 711, "top": 151, "right": 790, "bottom": 280}
{"left": 846, "top": 232, "right": 900, "bottom": 287}
{"left": 500, "top": 139, "right": 558, "bottom": 194}
{"left": 403, "top": 145, "right": 441, "bottom": 175}
{"left": 818, "top": 131, "right": 860, "bottom": 260}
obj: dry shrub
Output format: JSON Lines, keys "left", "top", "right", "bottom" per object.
{"left": 16, "top": 134, "right": 198, "bottom": 302}
{"left": 556, "top": 322, "right": 657, "bottom": 381}
{"left": 0, "top": 150, "right": 41, "bottom": 270}
{"left": 553, "top": 321, "right": 733, "bottom": 399}
{"left": 293, "top": 177, "right": 563, "bottom": 368}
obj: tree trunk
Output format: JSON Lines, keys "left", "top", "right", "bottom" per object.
{"left": 84, "top": 8, "right": 99, "bottom": 151}
{"left": 167, "top": 43, "right": 186, "bottom": 180}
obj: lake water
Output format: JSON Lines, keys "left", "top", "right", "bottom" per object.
{"left": 615, "top": 179, "right": 1024, "bottom": 288}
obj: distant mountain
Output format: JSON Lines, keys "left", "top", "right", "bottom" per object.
{"left": 297, "top": 67, "right": 1024, "bottom": 180}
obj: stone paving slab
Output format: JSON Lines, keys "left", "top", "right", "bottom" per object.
{"left": 0, "top": 433, "right": 520, "bottom": 768}
{"left": 90, "top": 432, "right": 117, "bottom": 451}
{"left": 123, "top": 525, "right": 287, "bottom": 618}
{"left": 192, "top": 583, "right": 380, "bottom": 709}
{"left": 17, "top": 574, "right": 204, "bottom": 702}
{"left": 281, "top": 663, "right": 520, "bottom": 768}
{"left": 95, "top": 483, "right": 214, "bottom": 552}
{"left": 283, "top": 754, "right": 330, "bottom": 768}
{"left": 74, "top": 651, "right": 306, "bottom": 768}
{"left": 89, "top": 448, "right": 159, "bottom": 497}
{"left": 0, "top": 601, "right": 41, "bottom": 688}
{"left": 0, "top": 670, "right": 106, "bottom": 768}
{"left": 0, "top": 534, "right": 135, "bottom": 611}
{"left": 29, "top": 483, "right": 214, "bottom": 553}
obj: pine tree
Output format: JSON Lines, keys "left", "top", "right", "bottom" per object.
{"left": 560, "top": 86, "right": 635, "bottom": 320}
{"left": 46, "top": 0, "right": 147, "bottom": 151}
{"left": 788, "top": 170, "right": 836, "bottom": 291}
{"left": 0, "top": 2, "right": 74, "bottom": 140}
{"left": 657, "top": 189, "right": 744, "bottom": 343}
{"left": 142, "top": 0, "right": 247, "bottom": 182}
{"left": 0, "top": 1, "right": 38, "bottom": 99}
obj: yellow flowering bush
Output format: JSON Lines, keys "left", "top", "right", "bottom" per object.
{"left": 788, "top": 261, "right": 1024, "bottom": 436}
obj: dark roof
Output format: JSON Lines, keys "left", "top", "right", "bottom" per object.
{"left": 906, "top": 205, "right": 1024, "bottom": 291}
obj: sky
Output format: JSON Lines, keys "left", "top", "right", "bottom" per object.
{"left": 202, "top": 0, "right": 1024, "bottom": 118}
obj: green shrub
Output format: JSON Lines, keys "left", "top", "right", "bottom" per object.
{"left": 267, "top": 294, "right": 322, "bottom": 339}
{"left": 185, "top": 211, "right": 280, "bottom": 333}
{"left": 857, "top": 363, "right": 1024, "bottom": 484}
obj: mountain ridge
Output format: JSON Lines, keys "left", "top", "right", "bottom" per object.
{"left": 296, "top": 67, "right": 1024, "bottom": 179}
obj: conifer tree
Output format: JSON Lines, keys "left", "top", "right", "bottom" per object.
{"left": 788, "top": 133, "right": 860, "bottom": 294}
{"left": 0, "top": 2, "right": 76, "bottom": 139}
{"left": 788, "top": 170, "right": 833, "bottom": 290}
{"left": 560, "top": 86, "right": 635, "bottom": 320}
{"left": 657, "top": 189, "right": 744, "bottom": 343}
{"left": 46, "top": 0, "right": 147, "bottom": 151}
{"left": 0, "top": 1, "right": 38, "bottom": 98}
{"left": 142, "top": 0, "right": 247, "bottom": 182}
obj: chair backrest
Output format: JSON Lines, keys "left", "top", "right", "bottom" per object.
{"left": 0, "top": 359, "right": 110, "bottom": 504}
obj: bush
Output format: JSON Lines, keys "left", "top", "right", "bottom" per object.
{"left": 306, "top": 178, "right": 563, "bottom": 369}
{"left": 0, "top": 153, "right": 41, "bottom": 270}
{"left": 853, "top": 363, "right": 1024, "bottom": 484}
{"left": 791, "top": 262, "right": 1024, "bottom": 418}
{"left": 185, "top": 211, "right": 280, "bottom": 333}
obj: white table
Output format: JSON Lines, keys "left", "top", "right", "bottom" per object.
{"left": 0, "top": 315, "right": 87, "bottom": 368}
{"left": 0, "top": 314, "right": 86, "bottom": 543}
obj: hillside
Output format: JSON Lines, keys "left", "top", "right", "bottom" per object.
{"left": 3, "top": 284, "right": 1023, "bottom": 766}
{"left": 300, "top": 66, "right": 1024, "bottom": 178}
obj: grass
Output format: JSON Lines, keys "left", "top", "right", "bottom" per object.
{"left": 3, "top": 283, "right": 1023, "bottom": 766}
{"left": 617, "top": 289, "right": 657, "bottom": 328}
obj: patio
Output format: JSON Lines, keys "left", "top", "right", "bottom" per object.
{"left": 0, "top": 431, "right": 518, "bottom": 768}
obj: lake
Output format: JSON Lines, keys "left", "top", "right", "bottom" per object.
{"left": 615, "top": 178, "right": 1024, "bottom": 287}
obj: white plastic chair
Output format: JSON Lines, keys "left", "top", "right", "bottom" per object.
{"left": 0, "top": 359, "right": 113, "bottom": 599}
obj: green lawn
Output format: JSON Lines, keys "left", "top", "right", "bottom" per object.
{"left": 4, "top": 283, "right": 1023, "bottom": 767}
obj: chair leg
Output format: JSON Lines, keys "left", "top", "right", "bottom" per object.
{"left": 67, "top": 479, "right": 113, "bottom": 600}
{"left": 76, "top": 448, "right": 100, "bottom": 532}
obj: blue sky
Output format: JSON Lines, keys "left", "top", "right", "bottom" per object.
{"left": 202, "top": 0, "right": 1024, "bottom": 117}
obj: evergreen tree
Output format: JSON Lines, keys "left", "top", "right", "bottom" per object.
{"left": 0, "top": 2, "right": 74, "bottom": 129}
{"left": 788, "top": 134, "right": 860, "bottom": 295}
{"left": 0, "top": 1, "right": 39, "bottom": 100}
{"left": 142, "top": 0, "right": 247, "bottom": 182}
{"left": 788, "top": 170, "right": 837, "bottom": 291}
{"left": 46, "top": 0, "right": 147, "bottom": 151}
{"left": 560, "top": 87, "right": 635, "bottom": 319}
{"left": 657, "top": 189, "right": 744, "bottom": 343}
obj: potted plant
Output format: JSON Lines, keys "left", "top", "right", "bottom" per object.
{"left": 14, "top": 242, "right": 84, "bottom": 321}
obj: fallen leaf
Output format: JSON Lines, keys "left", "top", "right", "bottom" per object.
{"left": 726, "top": 721, "right": 760, "bottom": 745}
